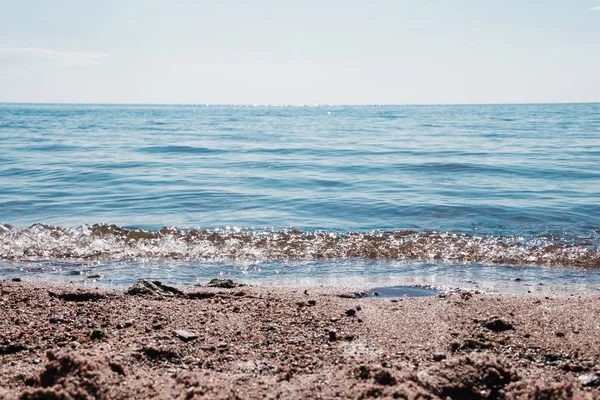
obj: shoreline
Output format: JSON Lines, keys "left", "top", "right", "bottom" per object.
{"left": 1, "top": 279, "right": 599, "bottom": 399}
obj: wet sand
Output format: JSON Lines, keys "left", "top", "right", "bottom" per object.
{"left": 1, "top": 279, "right": 599, "bottom": 399}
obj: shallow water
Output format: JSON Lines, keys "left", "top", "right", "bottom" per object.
{"left": 1, "top": 103, "right": 599, "bottom": 293}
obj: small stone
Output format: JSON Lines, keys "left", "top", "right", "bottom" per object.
{"left": 206, "top": 278, "right": 243, "bottom": 289}
{"left": 117, "top": 320, "right": 134, "bottom": 329}
{"left": 357, "top": 365, "right": 371, "bottom": 379}
{"left": 555, "top": 331, "right": 565, "bottom": 337}
{"left": 174, "top": 330, "right": 198, "bottom": 342}
{"left": 49, "top": 315, "right": 66, "bottom": 324}
{"left": 328, "top": 329, "right": 337, "bottom": 342}
{"left": 356, "top": 305, "right": 362, "bottom": 311}
{"left": 578, "top": 374, "right": 599, "bottom": 387}
{"left": 433, "top": 353, "right": 447, "bottom": 362}
{"left": 307, "top": 300, "right": 316, "bottom": 306}
{"left": 89, "top": 329, "right": 107, "bottom": 340}
{"left": 330, "top": 317, "right": 339, "bottom": 322}
{"left": 32, "top": 358, "right": 41, "bottom": 364}
{"left": 373, "top": 370, "right": 397, "bottom": 386}
{"left": 483, "top": 318, "right": 514, "bottom": 332}
{"left": 11, "top": 278, "right": 22, "bottom": 282}
{"left": 345, "top": 309, "right": 357, "bottom": 317}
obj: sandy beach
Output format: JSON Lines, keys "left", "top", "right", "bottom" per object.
{"left": 1, "top": 279, "right": 599, "bottom": 399}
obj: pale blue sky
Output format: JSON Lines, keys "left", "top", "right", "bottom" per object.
{"left": 1, "top": 0, "right": 599, "bottom": 104}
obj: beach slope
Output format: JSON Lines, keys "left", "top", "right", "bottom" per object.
{"left": 1, "top": 280, "right": 599, "bottom": 399}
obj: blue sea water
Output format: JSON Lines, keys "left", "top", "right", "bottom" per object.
{"left": 1, "top": 103, "right": 599, "bottom": 293}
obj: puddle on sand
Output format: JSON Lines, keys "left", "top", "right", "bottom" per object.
{"left": 367, "top": 286, "right": 440, "bottom": 298}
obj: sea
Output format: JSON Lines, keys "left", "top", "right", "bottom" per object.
{"left": 1, "top": 103, "right": 599, "bottom": 294}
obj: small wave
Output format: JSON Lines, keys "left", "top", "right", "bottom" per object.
{"left": 138, "top": 145, "right": 223, "bottom": 155}
{"left": 1, "top": 223, "right": 598, "bottom": 268}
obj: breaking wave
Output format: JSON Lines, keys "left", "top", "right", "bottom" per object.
{"left": 1, "top": 223, "right": 599, "bottom": 269}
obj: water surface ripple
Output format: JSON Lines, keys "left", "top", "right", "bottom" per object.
{"left": 1, "top": 103, "right": 599, "bottom": 292}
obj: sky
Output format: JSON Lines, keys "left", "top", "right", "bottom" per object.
{"left": 0, "top": 0, "right": 599, "bottom": 105}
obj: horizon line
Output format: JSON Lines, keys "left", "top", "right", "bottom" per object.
{"left": 1, "top": 101, "right": 599, "bottom": 107}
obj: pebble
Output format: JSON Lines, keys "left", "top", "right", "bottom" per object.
{"left": 32, "top": 358, "right": 41, "bottom": 364}
{"left": 174, "top": 330, "right": 199, "bottom": 342}
{"left": 49, "top": 315, "right": 67, "bottom": 324}
{"left": 433, "top": 353, "right": 447, "bottom": 362}
{"left": 578, "top": 374, "right": 599, "bottom": 387}
{"left": 11, "top": 278, "right": 22, "bottom": 282}
{"left": 328, "top": 329, "right": 337, "bottom": 342}
{"left": 483, "top": 318, "right": 514, "bottom": 332}
{"left": 345, "top": 309, "right": 356, "bottom": 317}
{"left": 117, "top": 320, "right": 134, "bottom": 329}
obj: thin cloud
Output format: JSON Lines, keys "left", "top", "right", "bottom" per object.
{"left": 591, "top": 6, "right": 600, "bottom": 11}
{"left": 0, "top": 47, "right": 110, "bottom": 66}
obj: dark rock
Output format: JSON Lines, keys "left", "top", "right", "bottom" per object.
{"left": 11, "top": 277, "right": 22, "bottom": 282}
{"left": 142, "top": 346, "right": 178, "bottom": 361}
{"left": 174, "top": 330, "right": 198, "bottom": 342}
{"left": 345, "top": 309, "right": 357, "bottom": 317}
{"left": 328, "top": 329, "right": 337, "bottom": 342}
{"left": 89, "top": 329, "right": 107, "bottom": 340}
{"left": 365, "top": 387, "right": 382, "bottom": 397}
{"left": 433, "top": 353, "right": 447, "bottom": 362}
{"left": 374, "top": 370, "right": 397, "bottom": 386}
{"left": 127, "top": 279, "right": 185, "bottom": 297}
{"left": 483, "top": 318, "right": 514, "bottom": 332}
{"left": 205, "top": 278, "right": 244, "bottom": 289}
{"left": 555, "top": 331, "right": 565, "bottom": 337}
{"left": 187, "top": 291, "right": 216, "bottom": 300}
{"left": 109, "top": 362, "right": 126, "bottom": 376}
{"left": 308, "top": 300, "right": 316, "bottom": 306}
{"left": 357, "top": 365, "right": 371, "bottom": 380}
{"left": 338, "top": 291, "right": 368, "bottom": 299}
{"left": 0, "top": 342, "right": 28, "bottom": 355}
{"left": 50, "top": 291, "right": 105, "bottom": 302}
{"left": 356, "top": 305, "right": 362, "bottom": 311}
